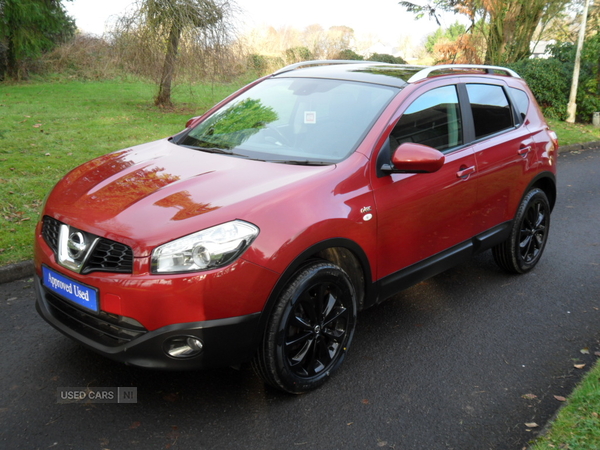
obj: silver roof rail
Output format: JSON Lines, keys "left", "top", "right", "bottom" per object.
{"left": 408, "top": 64, "right": 521, "bottom": 83}
{"left": 273, "top": 60, "right": 386, "bottom": 75}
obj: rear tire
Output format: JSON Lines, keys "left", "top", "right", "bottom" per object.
{"left": 253, "top": 261, "right": 357, "bottom": 394}
{"left": 492, "top": 188, "right": 550, "bottom": 274}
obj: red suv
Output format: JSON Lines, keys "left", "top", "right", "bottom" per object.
{"left": 34, "top": 62, "right": 557, "bottom": 393}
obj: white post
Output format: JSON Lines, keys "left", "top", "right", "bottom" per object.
{"left": 566, "top": 0, "right": 591, "bottom": 123}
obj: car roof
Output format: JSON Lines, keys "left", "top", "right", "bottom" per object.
{"left": 272, "top": 62, "right": 415, "bottom": 88}
{"left": 271, "top": 61, "right": 521, "bottom": 88}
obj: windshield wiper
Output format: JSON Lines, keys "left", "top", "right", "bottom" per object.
{"left": 181, "top": 145, "right": 249, "bottom": 158}
{"left": 270, "top": 160, "right": 333, "bottom": 166}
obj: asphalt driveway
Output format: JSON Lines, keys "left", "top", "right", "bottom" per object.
{"left": 1, "top": 148, "right": 598, "bottom": 450}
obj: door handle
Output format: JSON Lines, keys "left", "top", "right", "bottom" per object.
{"left": 518, "top": 145, "right": 531, "bottom": 157}
{"left": 456, "top": 166, "right": 476, "bottom": 179}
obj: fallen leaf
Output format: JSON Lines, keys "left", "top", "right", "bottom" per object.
{"left": 574, "top": 364, "right": 586, "bottom": 369}
{"left": 580, "top": 348, "right": 590, "bottom": 354}
{"left": 595, "top": 351, "right": 600, "bottom": 357}
{"left": 361, "top": 399, "right": 370, "bottom": 404}
{"left": 525, "top": 422, "right": 539, "bottom": 428}
{"left": 129, "top": 421, "right": 141, "bottom": 429}
{"left": 33, "top": 123, "right": 42, "bottom": 128}
{"left": 554, "top": 395, "right": 567, "bottom": 402}
{"left": 522, "top": 393, "right": 537, "bottom": 399}
{"left": 162, "top": 392, "right": 179, "bottom": 402}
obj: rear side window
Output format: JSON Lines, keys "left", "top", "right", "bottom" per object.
{"left": 510, "top": 87, "right": 530, "bottom": 121}
{"left": 391, "top": 85, "right": 463, "bottom": 151}
{"left": 466, "top": 84, "right": 513, "bottom": 139}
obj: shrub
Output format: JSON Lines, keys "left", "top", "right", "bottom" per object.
{"left": 336, "top": 49, "right": 364, "bottom": 60}
{"left": 247, "top": 54, "right": 268, "bottom": 72}
{"left": 367, "top": 53, "right": 407, "bottom": 64}
{"left": 576, "top": 77, "right": 600, "bottom": 123}
{"left": 40, "top": 33, "right": 120, "bottom": 80}
{"left": 285, "top": 47, "right": 313, "bottom": 64}
{"left": 508, "top": 58, "right": 570, "bottom": 120}
{"left": 546, "top": 38, "right": 600, "bottom": 123}
{"left": 246, "top": 54, "right": 284, "bottom": 75}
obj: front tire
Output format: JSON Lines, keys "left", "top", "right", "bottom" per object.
{"left": 253, "top": 261, "right": 357, "bottom": 394}
{"left": 492, "top": 188, "right": 551, "bottom": 274}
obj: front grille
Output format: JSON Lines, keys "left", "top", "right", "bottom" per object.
{"left": 42, "top": 216, "right": 60, "bottom": 251}
{"left": 42, "top": 216, "right": 134, "bottom": 274}
{"left": 44, "top": 290, "right": 147, "bottom": 346}
{"left": 84, "top": 240, "right": 134, "bottom": 274}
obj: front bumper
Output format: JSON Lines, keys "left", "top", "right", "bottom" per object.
{"left": 34, "top": 274, "right": 261, "bottom": 370}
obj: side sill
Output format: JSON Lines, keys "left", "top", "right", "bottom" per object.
{"left": 373, "top": 221, "right": 512, "bottom": 304}
{"left": 473, "top": 221, "right": 512, "bottom": 254}
{"left": 377, "top": 241, "right": 473, "bottom": 302}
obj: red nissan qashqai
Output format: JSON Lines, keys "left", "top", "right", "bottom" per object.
{"left": 34, "top": 62, "right": 558, "bottom": 393}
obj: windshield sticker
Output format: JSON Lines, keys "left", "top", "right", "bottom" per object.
{"left": 304, "top": 111, "right": 317, "bottom": 124}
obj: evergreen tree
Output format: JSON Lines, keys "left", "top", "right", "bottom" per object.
{"left": 0, "top": 0, "right": 75, "bottom": 80}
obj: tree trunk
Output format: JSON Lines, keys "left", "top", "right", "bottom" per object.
{"left": 484, "top": 0, "right": 546, "bottom": 65}
{"left": 155, "top": 23, "right": 181, "bottom": 108}
{"left": 6, "top": 29, "right": 24, "bottom": 80}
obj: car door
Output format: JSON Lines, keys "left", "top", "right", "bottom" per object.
{"left": 371, "top": 84, "right": 478, "bottom": 286}
{"left": 464, "top": 82, "right": 539, "bottom": 233}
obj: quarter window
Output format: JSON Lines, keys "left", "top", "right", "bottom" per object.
{"left": 391, "top": 85, "right": 463, "bottom": 151}
{"left": 466, "top": 84, "right": 513, "bottom": 139}
{"left": 510, "top": 87, "right": 530, "bottom": 121}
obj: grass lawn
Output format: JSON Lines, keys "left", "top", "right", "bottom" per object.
{"left": 1, "top": 79, "right": 600, "bottom": 266}
{"left": 0, "top": 78, "right": 249, "bottom": 265}
{"left": 531, "top": 361, "right": 600, "bottom": 449}
{"left": 547, "top": 118, "right": 600, "bottom": 147}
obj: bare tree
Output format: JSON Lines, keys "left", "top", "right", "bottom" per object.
{"left": 114, "top": 0, "right": 236, "bottom": 108}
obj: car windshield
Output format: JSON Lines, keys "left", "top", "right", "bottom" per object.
{"left": 177, "top": 77, "right": 399, "bottom": 164}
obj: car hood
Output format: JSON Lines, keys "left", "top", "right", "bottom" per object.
{"left": 46, "top": 139, "right": 335, "bottom": 254}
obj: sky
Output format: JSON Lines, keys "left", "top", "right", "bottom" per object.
{"left": 64, "top": 0, "right": 450, "bottom": 48}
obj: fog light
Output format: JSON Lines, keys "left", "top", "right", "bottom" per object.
{"left": 164, "top": 336, "right": 204, "bottom": 358}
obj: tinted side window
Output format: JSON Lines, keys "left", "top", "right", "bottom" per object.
{"left": 510, "top": 87, "right": 530, "bottom": 121}
{"left": 391, "top": 85, "right": 463, "bottom": 151}
{"left": 466, "top": 84, "right": 513, "bottom": 139}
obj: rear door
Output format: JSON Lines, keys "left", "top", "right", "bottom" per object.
{"left": 464, "top": 81, "right": 539, "bottom": 233}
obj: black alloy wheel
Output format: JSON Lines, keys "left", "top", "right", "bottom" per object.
{"left": 253, "top": 261, "right": 357, "bottom": 394}
{"left": 493, "top": 188, "right": 551, "bottom": 274}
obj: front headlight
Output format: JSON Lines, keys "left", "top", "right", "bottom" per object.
{"left": 151, "top": 220, "right": 259, "bottom": 274}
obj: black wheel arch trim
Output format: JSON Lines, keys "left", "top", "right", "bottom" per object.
{"left": 256, "top": 238, "right": 375, "bottom": 344}
{"left": 524, "top": 171, "right": 557, "bottom": 211}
